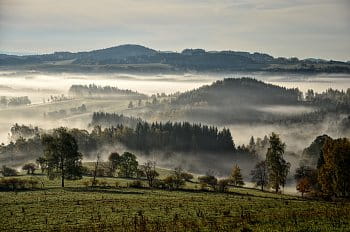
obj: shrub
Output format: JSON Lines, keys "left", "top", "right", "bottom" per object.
{"left": 198, "top": 175, "right": 217, "bottom": 190}
{"left": 1, "top": 166, "right": 18, "bottom": 177}
{"left": 129, "top": 180, "right": 143, "bottom": 188}
{"left": 181, "top": 172, "right": 194, "bottom": 182}
{"left": 115, "top": 180, "right": 120, "bottom": 188}
{"left": 217, "top": 179, "right": 230, "bottom": 192}
{"left": 91, "top": 179, "right": 99, "bottom": 187}
{"left": 152, "top": 179, "right": 167, "bottom": 189}
{"left": 22, "top": 163, "right": 37, "bottom": 175}
{"left": 99, "top": 180, "right": 108, "bottom": 187}
{"left": 0, "top": 178, "right": 39, "bottom": 191}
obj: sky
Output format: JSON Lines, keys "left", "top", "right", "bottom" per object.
{"left": 0, "top": 0, "right": 349, "bottom": 61}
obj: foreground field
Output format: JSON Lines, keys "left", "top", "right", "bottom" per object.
{"left": 0, "top": 177, "right": 349, "bottom": 232}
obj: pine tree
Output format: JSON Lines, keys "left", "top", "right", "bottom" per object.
{"left": 265, "top": 132, "right": 290, "bottom": 193}
{"left": 230, "top": 164, "right": 244, "bottom": 186}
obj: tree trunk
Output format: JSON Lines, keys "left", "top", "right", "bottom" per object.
{"left": 61, "top": 157, "right": 65, "bottom": 188}
{"left": 61, "top": 174, "right": 64, "bottom": 188}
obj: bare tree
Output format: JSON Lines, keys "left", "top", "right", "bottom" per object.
{"left": 141, "top": 160, "right": 159, "bottom": 187}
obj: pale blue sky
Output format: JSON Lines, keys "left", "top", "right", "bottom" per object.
{"left": 0, "top": 0, "right": 349, "bottom": 60}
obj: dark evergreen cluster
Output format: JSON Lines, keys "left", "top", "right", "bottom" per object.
{"left": 171, "top": 78, "right": 302, "bottom": 106}
{"left": 0, "top": 120, "right": 236, "bottom": 166}
{"left": 126, "top": 121, "right": 235, "bottom": 152}
{"left": 68, "top": 84, "right": 147, "bottom": 98}
{"left": 90, "top": 112, "right": 143, "bottom": 128}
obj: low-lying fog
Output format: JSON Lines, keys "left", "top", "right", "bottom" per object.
{"left": 1, "top": 71, "right": 350, "bottom": 103}
{"left": 1, "top": 70, "right": 349, "bottom": 143}
{"left": 0, "top": 70, "right": 349, "bottom": 191}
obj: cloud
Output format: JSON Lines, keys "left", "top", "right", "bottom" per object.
{"left": 0, "top": 0, "right": 349, "bottom": 60}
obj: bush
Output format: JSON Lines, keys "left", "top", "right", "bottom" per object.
{"left": 115, "top": 180, "right": 120, "bottom": 188}
{"left": 22, "top": 163, "right": 37, "bottom": 175}
{"left": 0, "top": 178, "right": 39, "bottom": 191}
{"left": 217, "top": 179, "right": 230, "bottom": 192}
{"left": 1, "top": 166, "right": 18, "bottom": 177}
{"left": 181, "top": 172, "right": 194, "bottom": 182}
{"left": 128, "top": 180, "right": 143, "bottom": 188}
{"left": 163, "top": 175, "right": 185, "bottom": 190}
{"left": 152, "top": 179, "right": 167, "bottom": 189}
{"left": 198, "top": 175, "right": 217, "bottom": 190}
{"left": 99, "top": 180, "right": 108, "bottom": 187}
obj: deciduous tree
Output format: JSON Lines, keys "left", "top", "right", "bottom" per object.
{"left": 42, "top": 127, "right": 83, "bottom": 187}
{"left": 250, "top": 161, "right": 268, "bottom": 191}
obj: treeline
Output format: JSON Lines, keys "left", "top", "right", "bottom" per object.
{"left": 122, "top": 121, "right": 234, "bottom": 152}
{"left": 68, "top": 84, "right": 147, "bottom": 98}
{"left": 90, "top": 113, "right": 235, "bottom": 152}
{"left": 0, "top": 96, "right": 31, "bottom": 107}
{"left": 90, "top": 112, "right": 143, "bottom": 128}
{"left": 305, "top": 88, "right": 350, "bottom": 111}
{"left": 45, "top": 104, "right": 87, "bottom": 119}
{"left": 10, "top": 124, "right": 42, "bottom": 140}
{"left": 171, "top": 78, "right": 302, "bottom": 106}
{"left": 0, "top": 120, "right": 236, "bottom": 166}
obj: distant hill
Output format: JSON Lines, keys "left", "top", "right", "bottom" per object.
{"left": 138, "top": 78, "right": 309, "bottom": 124}
{"left": 1, "top": 44, "right": 350, "bottom": 73}
{"left": 171, "top": 77, "right": 302, "bottom": 106}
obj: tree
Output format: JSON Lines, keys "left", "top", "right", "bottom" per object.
{"left": 250, "top": 161, "right": 268, "bottom": 191}
{"left": 198, "top": 175, "right": 217, "bottom": 190}
{"left": 294, "top": 165, "right": 314, "bottom": 181}
{"left": 181, "top": 172, "right": 193, "bottom": 182}
{"left": 172, "top": 167, "right": 186, "bottom": 189}
{"left": 230, "top": 164, "right": 244, "bottom": 186}
{"left": 42, "top": 127, "right": 83, "bottom": 187}
{"left": 1, "top": 166, "right": 18, "bottom": 176}
{"left": 141, "top": 160, "right": 159, "bottom": 187}
{"left": 108, "top": 152, "right": 120, "bottom": 176}
{"left": 138, "top": 99, "right": 142, "bottom": 107}
{"left": 22, "top": 163, "right": 37, "bottom": 175}
{"left": 296, "top": 178, "right": 311, "bottom": 197}
{"left": 36, "top": 157, "right": 48, "bottom": 173}
{"left": 266, "top": 133, "right": 290, "bottom": 193}
{"left": 318, "top": 138, "right": 350, "bottom": 197}
{"left": 92, "top": 153, "right": 101, "bottom": 187}
{"left": 217, "top": 179, "right": 230, "bottom": 192}
{"left": 118, "top": 152, "right": 138, "bottom": 178}
{"left": 294, "top": 165, "right": 318, "bottom": 196}
{"left": 163, "top": 167, "right": 187, "bottom": 190}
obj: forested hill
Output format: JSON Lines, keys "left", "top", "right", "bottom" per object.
{"left": 171, "top": 78, "right": 302, "bottom": 106}
{"left": 68, "top": 84, "right": 147, "bottom": 98}
{"left": 1, "top": 44, "right": 350, "bottom": 73}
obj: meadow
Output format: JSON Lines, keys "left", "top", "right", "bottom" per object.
{"left": 0, "top": 175, "right": 349, "bottom": 232}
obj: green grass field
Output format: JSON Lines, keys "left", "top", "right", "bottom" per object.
{"left": 0, "top": 175, "right": 349, "bottom": 232}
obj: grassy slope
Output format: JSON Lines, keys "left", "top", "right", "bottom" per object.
{"left": 0, "top": 175, "right": 349, "bottom": 232}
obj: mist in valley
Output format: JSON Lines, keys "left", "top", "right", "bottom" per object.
{"left": 0, "top": 70, "right": 349, "bottom": 194}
